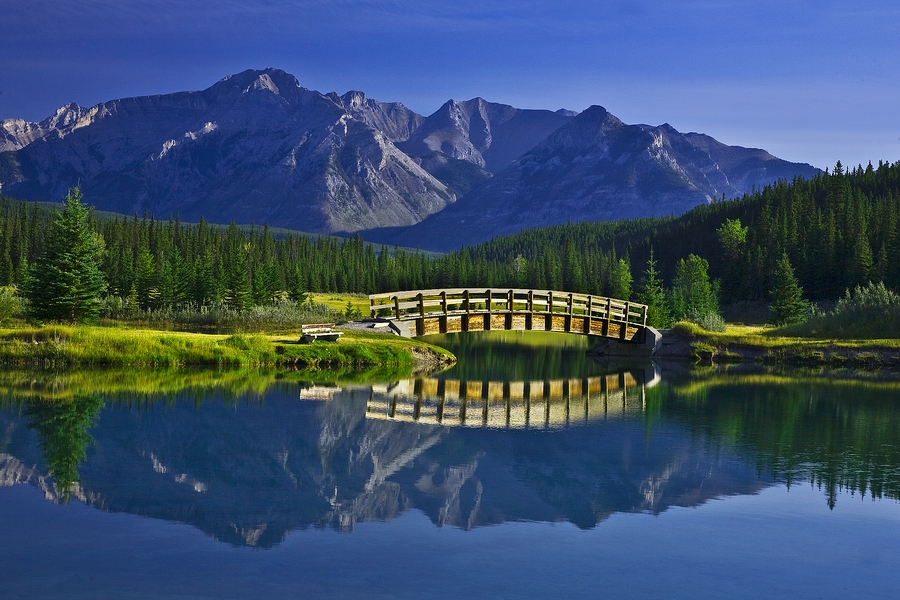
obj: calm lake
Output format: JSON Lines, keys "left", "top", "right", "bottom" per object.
{"left": 2, "top": 331, "right": 899, "bottom": 599}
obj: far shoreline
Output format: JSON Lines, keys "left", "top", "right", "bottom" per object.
{"left": 656, "top": 324, "right": 900, "bottom": 369}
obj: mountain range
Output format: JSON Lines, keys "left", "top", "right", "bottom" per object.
{"left": 0, "top": 68, "right": 819, "bottom": 251}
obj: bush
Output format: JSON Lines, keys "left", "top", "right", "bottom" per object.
{"left": 832, "top": 281, "right": 900, "bottom": 315}
{"left": 686, "top": 308, "right": 726, "bottom": 333}
{"left": 0, "top": 286, "right": 21, "bottom": 325}
{"left": 100, "top": 298, "right": 340, "bottom": 332}
{"left": 690, "top": 341, "right": 717, "bottom": 362}
{"left": 781, "top": 282, "right": 900, "bottom": 338}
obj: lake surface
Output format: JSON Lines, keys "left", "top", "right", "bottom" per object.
{"left": 2, "top": 331, "right": 899, "bottom": 599}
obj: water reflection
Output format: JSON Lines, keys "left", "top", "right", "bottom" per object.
{"left": 1, "top": 353, "right": 900, "bottom": 548}
{"left": 22, "top": 394, "right": 104, "bottom": 502}
{"left": 665, "top": 373, "right": 900, "bottom": 509}
{"left": 367, "top": 363, "right": 660, "bottom": 429}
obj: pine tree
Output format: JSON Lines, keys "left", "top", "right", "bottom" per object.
{"left": 609, "top": 258, "right": 632, "bottom": 300}
{"left": 635, "top": 250, "right": 670, "bottom": 328}
{"left": 134, "top": 247, "right": 158, "bottom": 311}
{"left": 23, "top": 188, "right": 107, "bottom": 322}
{"left": 769, "top": 253, "right": 811, "bottom": 325}
{"left": 716, "top": 218, "right": 748, "bottom": 303}
{"left": 287, "top": 265, "right": 309, "bottom": 304}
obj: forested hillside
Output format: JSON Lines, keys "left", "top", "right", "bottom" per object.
{"left": 0, "top": 160, "right": 897, "bottom": 316}
{"left": 452, "top": 160, "right": 900, "bottom": 304}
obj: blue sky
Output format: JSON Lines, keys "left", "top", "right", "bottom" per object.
{"left": 2, "top": 0, "right": 898, "bottom": 170}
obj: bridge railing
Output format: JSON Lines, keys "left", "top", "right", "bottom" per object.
{"left": 368, "top": 288, "right": 647, "bottom": 327}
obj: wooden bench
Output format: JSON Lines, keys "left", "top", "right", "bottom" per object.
{"left": 300, "top": 323, "right": 343, "bottom": 344}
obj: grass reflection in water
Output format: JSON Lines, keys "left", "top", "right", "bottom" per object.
{"left": 1, "top": 352, "right": 900, "bottom": 535}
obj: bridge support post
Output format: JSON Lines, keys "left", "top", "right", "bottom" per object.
{"left": 620, "top": 302, "right": 630, "bottom": 340}
{"left": 464, "top": 290, "right": 471, "bottom": 332}
{"left": 586, "top": 295, "right": 593, "bottom": 336}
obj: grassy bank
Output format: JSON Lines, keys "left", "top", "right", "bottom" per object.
{"left": 672, "top": 322, "right": 900, "bottom": 368}
{"left": 0, "top": 325, "right": 455, "bottom": 370}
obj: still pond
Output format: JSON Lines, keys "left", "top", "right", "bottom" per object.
{"left": 2, "top": 331, "right": 899, "bottom": 599}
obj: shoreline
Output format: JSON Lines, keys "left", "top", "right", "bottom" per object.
{"left": 656, "top": 325, "right": 900, "bottom": 369}
{"left": 0, "top": 325, "right": 457, "bottom": 371}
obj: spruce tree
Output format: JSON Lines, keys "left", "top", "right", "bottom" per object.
{"left": 134, "top": 247, "right": 158, "bottom": 311}
{"left": 23, "top": 187, "right": 107, "bottom": 322}
{"left": 769, "top": 253, "right": 811, "bottom": 325}
{"left": 635, "top": 250, "right": 670, "bottom": 328}
{"left": 609, "top": 258, "right": 632, "bottom": 300}
{"left": 716, "top": 218, "right": 748, "bottom": 303}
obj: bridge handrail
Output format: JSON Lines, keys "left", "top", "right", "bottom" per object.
{"left": 369, "top": 288, "right": 647, "bottom": 327}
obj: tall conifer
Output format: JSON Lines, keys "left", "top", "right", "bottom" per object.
{"left": 23, "top": 188, "right": 106, "bottom": 322}
{"left": 769, "top": 253, "right": 811, "bottom": 325}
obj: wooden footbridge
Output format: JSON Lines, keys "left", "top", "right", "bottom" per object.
{"left": 369, "top": 288, "right": 661, "bottom": 353}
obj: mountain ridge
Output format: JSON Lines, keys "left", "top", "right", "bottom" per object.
{"left": 381, "top": 105, "right": 819, "bottom": 250}
{"left": 0, "top": 68, "right": 819, "bottom": 246}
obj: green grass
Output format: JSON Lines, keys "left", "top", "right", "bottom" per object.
{"left": 675, "top": 321, "right": 900, "bottom": 349}
{"left": 309, "top": 293, "right": 370, "bottom": 315}
{"left": 0, "top": 325, "right": 454, "bottom": 369}
{"left": 672, "top": 320, "right": 900, "bottom": 366}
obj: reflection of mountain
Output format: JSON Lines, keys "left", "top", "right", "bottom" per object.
{"left": 5, "top": 371, "right": 899, "bottom": 548}
{"left": 0, "top": 382, "right": 764, "bottom": 547}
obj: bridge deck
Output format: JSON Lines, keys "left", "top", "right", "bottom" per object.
{"left": 369, "top": 288, "right": 649, "bottom": 342}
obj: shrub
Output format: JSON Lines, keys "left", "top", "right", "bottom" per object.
{"left": 783, "top": 282, "right": 900, "bottom": 338}
{"left": 0, "top": 286, "right": 21, "bottom": 325}
{"left": 100, "top": 298, "right": 340, "bottom": 332}
{"left": 832, "top": 281, "right": 900, "bottom": 315}
{"left": 686, "top": 308, "right": 726, "bottom": 333}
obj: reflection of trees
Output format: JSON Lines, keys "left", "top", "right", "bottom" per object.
{"left": 428, "top": 331, "right": 600, "bottom": 381}
{"left": 666, "top": 379, "right": 900, "bottom": 508}
{"left": 5, "top": 369, "right": 900, "bottom": 546}
{"left": 24, "top": 395, "right": 104, "bottom": 501}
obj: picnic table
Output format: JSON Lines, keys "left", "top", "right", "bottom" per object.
{"left": 300, "top": 323, "right": 343, "bottom": 343}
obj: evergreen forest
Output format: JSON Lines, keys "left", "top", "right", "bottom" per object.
{"left": 0, "top": 160, "right": 898, "bottom": 323}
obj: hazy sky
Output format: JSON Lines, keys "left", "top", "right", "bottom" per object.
{"left": 2, "top": 0, "right": 898, "bottom": 170}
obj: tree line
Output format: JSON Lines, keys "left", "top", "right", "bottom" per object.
{"left": 2, "top": 159, "right": 899, "bottom": 325}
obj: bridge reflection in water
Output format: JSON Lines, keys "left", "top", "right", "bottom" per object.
{"left": 367, "top": 364, "right": 660, "bottom": 429}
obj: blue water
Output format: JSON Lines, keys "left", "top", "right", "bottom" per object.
{"left": 2, "top": 333, "right": 899, "bottom": 599}
{"left": 3, "top": 483, "right": 897, "bottom": 599}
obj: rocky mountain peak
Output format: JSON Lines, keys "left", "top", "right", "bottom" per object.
{"left": 45, "top": 102, "right": 88, "bottom": 129}
{"left": 203, "top": 68, "right": 304, "bottom": 107}
{"left": 0, "top": 69, "right": 456, "bottom": 233}
{"left": 332, "top": 90, "right": 423, "bottom": 143}
{"left": 398, "top": 97, "right": 576, "bottom": 174}
{"left": 0, "top": 102, "right": 91, "bottom": 151}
